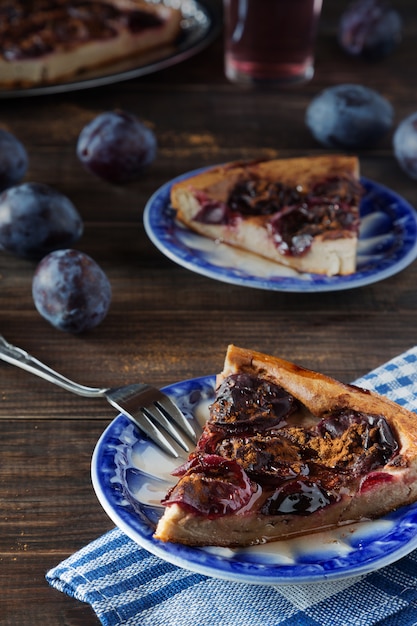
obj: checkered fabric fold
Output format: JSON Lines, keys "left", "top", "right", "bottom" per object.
{"left": 47, "top": 347, "right": 417, "bottom": 626}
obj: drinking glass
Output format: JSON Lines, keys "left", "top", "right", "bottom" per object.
{"left": 223, "top": 0, "right": 323, "bottom": 86}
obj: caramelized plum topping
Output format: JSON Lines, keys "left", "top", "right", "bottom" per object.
{"left": 162, "top": 454, "right": 253, "bottom": 518}
{"left": 194, "top": 198, "right": 230, "bottom": 224}
{"left": 163, "top": 374, "right": 400, "bottom": 519}
{"left": 316, "top": 409, "right": 398, "bottom": 473}
{"left": 261, "top": 479, "right": 335, "bottom": 516}
{"left": 269, "top": 176, "right": 362, "bottom": 257}
{"left": 216, "top": 434, "right": 308, "bottom": 484}
{"left": 0, "top": 1, "right": 164, "bottom": 61}
{"left": 269, "top": 200, "right": 358, "bottom": 257}
{"left": 128, "top": 10, "right": 164, "bottom": 32}
{"left": 210, "top": 374, "right": 297, "bottom": 432}
{"left": 359, "top": 471, "right": 394, "bottom": 492}
{"left": 228, "top": 178, "right": 304, "bottom": 216}
{"left": 192, "top": 174, "right": 362, "bottom": 256}
{"left": 193, "top": 423, "right": 226, "bottom": 455}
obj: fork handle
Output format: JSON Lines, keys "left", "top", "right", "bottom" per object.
{"left": 0, "top": 335, "right": 106, "bottom": 398}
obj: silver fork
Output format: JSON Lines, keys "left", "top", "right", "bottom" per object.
{"left": 0, "top": 335, "right": 197, "bottom": 458}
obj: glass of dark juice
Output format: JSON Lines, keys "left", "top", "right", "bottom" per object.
{"left": 223, "top": 0, "right": 323, "bottom": 86}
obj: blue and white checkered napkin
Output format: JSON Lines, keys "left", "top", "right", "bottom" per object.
{"left": 47, "top": 347, "right": 417, "bottom": 626}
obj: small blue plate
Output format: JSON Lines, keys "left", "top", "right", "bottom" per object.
{"left": 143, "top": 170, "right": 417, "bottom": 292}
{"left": 91, "top": 375, "right": 417, "bottom": 585}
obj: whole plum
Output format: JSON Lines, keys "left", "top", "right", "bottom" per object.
{"left": 305, "top": 84, "right": 393, "bottom": 149}
{"left": 393, "top": 113, "right": 417, "bottom": 180}
{"left": 32, "top": 249, "right": 112, "bottom": 333}
{"left": 0, "top": 182, "right": 83, "bottom": 259}
{"left": 77, "top": 110, "right": 157, "bottom": 183}
{"left": 339, "top": 0, "right": 402, "bottom": 61}
{"left": 0, "top": 129, "right": 28, "bottom": 191}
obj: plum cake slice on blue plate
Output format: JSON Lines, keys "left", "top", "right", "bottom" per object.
{"left": 154, "top": 345, "right": 417, "bottom": 547}
{"left": 171, "top": 155, "right": 363, "bottom": 277}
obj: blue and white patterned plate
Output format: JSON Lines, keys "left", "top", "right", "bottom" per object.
{"left": 143, "top": 170, "right": 417, "bottom": 292}
{"left": 91, "top": 375, "right": 417, "bottom": 585}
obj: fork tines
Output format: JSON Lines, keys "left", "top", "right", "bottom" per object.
{"left": 142, "top": 393, "right": 198, "bottom": 455}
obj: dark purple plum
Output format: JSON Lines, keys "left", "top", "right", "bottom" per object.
{"left": 393, "top": 112, "right": 417, "bottom": 180}
{"left": 0, "top": 129, "right": 28, "bottom": 191}
{"left": 305, "top": 84, "right": 393, "bottom": 149}
{"left": 338, "top": 0, "right": 402, "bottom": 61}
{"left": 32, "top": 249, "right": 112, "bottom": 333}
{"left": 76, "top": 110, "right": 157, "bottom": 183}
{"left": 0, "top": 182, "right": 83, "bottom": 260}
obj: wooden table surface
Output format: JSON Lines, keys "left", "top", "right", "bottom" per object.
{"left": 2, "top": 1, "right": 417, "bottom": 623}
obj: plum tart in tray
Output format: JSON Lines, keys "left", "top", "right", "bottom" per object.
{"left": 0, "top": 0, "right": 182, "bottom": 88}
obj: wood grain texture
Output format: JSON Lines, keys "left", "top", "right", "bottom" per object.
{"left": 1, "top": 1, "right": 417, "bottom": 622}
